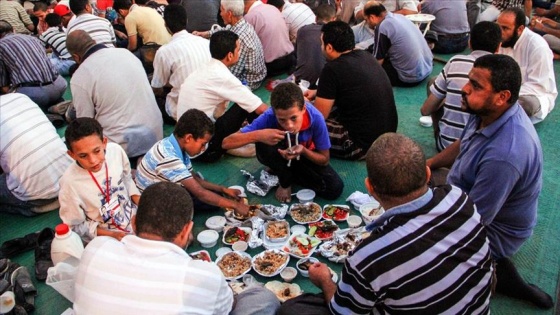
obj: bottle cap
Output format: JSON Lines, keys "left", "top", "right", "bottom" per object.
{"left": 55, "top": 223, "right": 70, "bottom": 236}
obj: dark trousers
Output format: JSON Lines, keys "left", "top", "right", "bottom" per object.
{"left": 195, "top": 104, "right": 257, "bottom": 163}
{"left": 277, "top": 293, "right": 330, "bottom": 315}
{"left": 382, "top": 58, "right": 424, "bottom": 87}
{"left": 266, "top": 51, "right": 296, "bottom": 77}
{"left": 255, "top": 142, "right": 344, "bottom": 200}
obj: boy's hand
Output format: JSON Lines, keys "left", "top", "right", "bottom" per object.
{"left": 258, "top": 129, "right": 287, "bottom": 145}
{"left": 223, "top": 187, "right": 241, "bottom": 200}
{"left": 278, "top": 144, "right": 304, "bottom": 161}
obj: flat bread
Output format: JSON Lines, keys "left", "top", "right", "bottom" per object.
{"left": 264, "top": 281, "right": 302, "bottom": 302}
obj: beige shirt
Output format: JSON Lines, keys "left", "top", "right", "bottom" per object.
{"left": 124, "top": 4, "right": 171, "bottom": 45}
{"left": 0, "top": 0, "right": 33, "bottom": 34}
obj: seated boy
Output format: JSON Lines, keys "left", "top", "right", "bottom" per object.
{"left": 59, "top": 118, "right": 140, "bottom": 243}
{"left": 223, "top": 83, "right": 344, "bottom": 203}
{"left": 135, "top": 109, "right": 250, "bottom": 215}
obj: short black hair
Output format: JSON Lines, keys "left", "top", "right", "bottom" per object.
{"left": 363, "top": 2, "right": 386, "bottom": 17}
{"left": 135, "top": 0, "right": 149, "bottom": 5}
{"left": 366, "top": 133, "right": 427, "bottom": 199}
{"left": 321, "top": 21, "right": 354, "bottom": 53}
{"left": 45, "top": 13, "right": 62, "bottom": 28}
{"left": 135, "top": 182, "right": 194, "bottom": 242}
{"left": 470, "top": 21, "right": 502, "bottom": 53}
{"left": 473, "top": 54, "right": 521, "bottom": 105}
{"left": 271, "top": 82, "right": 304, "bottom": 110}
{"left": 69, "top": 0, "right": 89, "bottom": 15}
{"left": 112, "top": 0, "right": 132, "bottom": 12}
{"left": 210, "top": 30, "right": 238, "bottom": 60}
{"left": 267, "top": 0, "right": 284, "bottom": 10}
{"left": 65, "top": 117, "right": 104, "bottom": 151}
{"left": 0, "top": 20, "right": 14, "bottom": 37}
{"left": 33, "top": 2, "right": 49, "bottom": 12}
{"left": 164, "top": 4, "right": 187, "bottom": 34}
{"left": 502, "top": 7, "right": 526, "bottom": 29}
{"left": 174, "top": 109, "right": 214, "bottom": 139}
{"left": 314, "top": 4, "right": 335, "bottom": 22}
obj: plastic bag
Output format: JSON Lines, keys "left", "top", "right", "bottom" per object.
{"left": 46, "top": 257, "right": 80, "bottom": 302}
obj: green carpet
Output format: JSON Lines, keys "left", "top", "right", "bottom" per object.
{"left": 1, "top": 55, "right": 559, "bottom": 314}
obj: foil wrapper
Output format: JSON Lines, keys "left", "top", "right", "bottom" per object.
{"left": 318, "top": 228, "right": 367, "bottom": 263}
{"left": 248, "top": 217, "right": 264, "bottom": 248}
{"left": 260, "top": 204, "right": 288, "bottom": 220}
{"left": 241, "top": 170, "right": 278, "bottom": 196}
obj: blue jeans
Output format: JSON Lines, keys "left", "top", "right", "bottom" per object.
{"left": 433, "top": 34, "right": 469, "bottom": 54}
{"left": 50, "top": 55, "right": 76, "bottom": 76}
{"left": 15, "top": 75, "right": 67, "bottom": 111}
{"left": 0, "top": 174, "right": 57, "bottom": 216}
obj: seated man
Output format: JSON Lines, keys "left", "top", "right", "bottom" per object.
{"left": 59, "top": 118, "right": 140, "bottom": 243}
{"left": 427, "top": 54, "right": 553, "bottom": 309}
{"left": 497, "top": 7, "right": 557, "bottom": 123}
{"left": 0, "top": 93, "right": 72, "bottom": 217}
{"left": 183, "top": 0, "right": 220, "bottom": 32}
{"left": 306, "top": 21, "right": 398, "bottom": 160}
{"left": 267, "top": 0, "right": 316, "bottom": 43}
{"left": 278, "top": 133, "right": 494, "bottom": 314}
{"left": 194, "top": 0, "right": 267, "bottom": 90}
{"left": 421, "top": 21, "right": 502, "bottom": 151}
{"left": 151, "top": 4, "right": 211, "bottom": 123}
{"left": 135, "top": 109, "right": 250, "bottom": 215}
{"left": 66, "top": 30, "right": 163, "bottom": 159}
{"left": 243, "top": 0, "right": 295, "bottom": 76}
{"left": 74, "top": 181, "right": 280, "bottom": 314}
{"left": 420, "top": 0, "right": 470, "bottom": 54}
{"left": 354, "top": 0, "right": 418, "bottom": 21}
{"left": 0, "top": 0, "right": 34, "bottom": 34}
{"left": 39, "top": 13, "right": 76, "bottom": 76}
{"left": 112, "top": 0, "right": 171, "bottom": 53}
{"left": 477, "top": 0, "right": 531, "bottom": 23}
{"left": 530, "top": 15, "right": 560, "bottom": 59}
{"left": 32, "top": 2, "right": 51, "bottom": 36}
{"left": 67, "top": 0, "right": 115, "bottom": 47}
{"left": 0, "top": 21, "right": 67, "bottom": 112}
{"left": 293, "top": 4, "right": 336, "bottom": 89}
{"left": 177, "top": 30, "right": 268, "bottom": 162}
{"left": 366, "top": 1, "right": 433, "bottom": 86}
{"left": 223, "top": 83, "right": 343, "bottom": 203}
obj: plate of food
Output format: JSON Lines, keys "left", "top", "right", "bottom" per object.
{"left": 282, "top": 234, "right": 321, "bottom": 259}
{"left": 252, "top": 249, "right": 290, "bottom": 277}
{"left": 264, "top": 220, "right": 290, "bottom": 243}
{"left": 289, "top": 202, "right": 322, "bottom": 224}
{"left": 265, "top": 281, "right": 302, "bottom": 303}
{"left": 322, "top": 204, "right": 350, "bottom": 221}
{"left": 216, "top": 251, "right": 252, "bottom": 280}
{"left": 189, "top": 250, "right": 212, "bottom": 262}
{"left": 318, "top": 228, "right": 366, "bottom": 263}
{"left": 308, "top": 220, "right": 339, "bottom": 240}
{"left": 222, "top": 226, "right": 252, "bottom": 245}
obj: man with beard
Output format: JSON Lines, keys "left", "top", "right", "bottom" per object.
{"left": 496, "top": 7, "right": 557, "bottom": 123}
{"left": 427, "top": 54, "right": 553, "bottom": 310}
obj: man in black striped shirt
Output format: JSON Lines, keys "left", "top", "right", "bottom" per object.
{"left": 278, "top": 133, "right": 493, "bottom": 314}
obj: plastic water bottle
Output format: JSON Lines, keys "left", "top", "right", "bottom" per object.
{"left": 51, "top": 224, "right": 84, "bottom": 266}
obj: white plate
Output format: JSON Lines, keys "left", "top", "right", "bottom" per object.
{"left": 222, "top": 226, "right": 252, "bottom": 245}
{"left": 281, "top": 234, "right": 321, "bottom": 259}
{"left": 406, "top": 13, "right": 436, "bottom": 22}
{"left": 215, "top": 251, "right": 252, "bottom": 280}
{"left": 289, "top": 202, "right": 322, "bottom": 224}
{"left": 263, "top": 220, "right": 290, "bottom": 243}
{"left": 265, "top": 281, "right": 302, "bottom": 303}
{"left": 322, "top": 204, "right": 350, "bottom": 221}
{"left": 252, "top": 249, "right": 290, "bottom": 277}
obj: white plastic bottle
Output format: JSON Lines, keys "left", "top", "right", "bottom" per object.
{"left": 51, "top": 223, "right": 84, "bottom": 266}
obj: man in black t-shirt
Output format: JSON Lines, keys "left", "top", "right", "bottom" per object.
{"left": 305, "top": 21, "right": 397, "bottom": 160}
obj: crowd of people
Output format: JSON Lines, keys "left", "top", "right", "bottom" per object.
{"left": 0, "top": 0, "right": 557, "bottom": 313}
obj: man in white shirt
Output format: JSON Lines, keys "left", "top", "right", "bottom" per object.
{"left": 178, "top": 30, "right": 268, "bottom": 162}
{"left": 74, "top": 181, "right": 280, "bottom": 314}
{"left": 0, "top": 93, "right": 72, "bottom": 216}
{"left": 497, "top": 7, "right": 557, "bottom": 123}
{"left": 151, "top": 4, "right": 212, "bottom": 123}
{"left": 268, "top": 0, "right": 316, "bottom": 43}
{"left": 354, "top": 0, "right": 418, "bottom": 21}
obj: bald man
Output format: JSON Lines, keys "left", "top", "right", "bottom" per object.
{"left": 66, "top": 30, "right": 163, "bottom": 159}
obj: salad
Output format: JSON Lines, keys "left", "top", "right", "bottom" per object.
{"left": 223, "top": 227, "right": 250, "bottom": 244}
{"left": 322, "top": 205, "right": 350, "bottom": 221}
{"left": 308, "top": 220, "right": 339, "bottom": 240}
{"left": 283, "top": 234, "right": 321, "bottom": 258}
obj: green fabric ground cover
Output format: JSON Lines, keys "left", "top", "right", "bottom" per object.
{"left": 1, "top": 57, "right": 558, "bottom": 314}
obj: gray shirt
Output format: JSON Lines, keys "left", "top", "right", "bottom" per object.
{"left": 421, "top": 0, "right": 470, "bottom": 35}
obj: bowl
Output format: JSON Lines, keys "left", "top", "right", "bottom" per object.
{"left": 359, "top": 201, "right": 385, "bottom": 225}
{"left": 205, "top": 216, "right": 226, "bottom": 232}
{"left": 296, "top": 189, "right": 315, "bottom": 203}
{"left": 232, "top": 241, "right": 248, "bottom": 252}
{"left": 419, "top": 116, "right": 433, "bottom": 127}
{"left": 228, "top": 185, "right": 247, "bottom": 197}
{"left": 290, "top": 225, "right": 306, "bottom": 235}
{"left": 296, "top": 257, "right": 319, "bottom": 277}
{"left": 347, "top": 215, "right": 363, "bottom": 228}
{"left": 197, "top": 230, "right": 219, "bottom": 248}
{"left": 264, "top": 220, "right": 290, "bottom": 243}
{"left": 215, "top": 247, "right": 232, "bottom": 258}
{"left": 280, "top": 267, "right": 297, "bottom": 282}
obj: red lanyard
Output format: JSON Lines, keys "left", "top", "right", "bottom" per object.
{"left": 88, "top": 162, "right": 110, "bottom": 203}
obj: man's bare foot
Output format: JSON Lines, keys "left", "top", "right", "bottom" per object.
{"left": 275, "top": 186, "right": 292, "bottom": 203}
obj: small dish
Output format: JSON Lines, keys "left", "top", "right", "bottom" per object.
{"left": 359, "top": 201, "right": 385, "bottom": 225}
{"left": 215, "top": 251, "right": 252, "bottom": 280}
{"left": 215, "top": 247, "right": 232, "bottom": 258}
{"left": 419, "top": 116, "right": 433, "bottom": 127}
{"left": 296, "top": 257, "right": 319, "bottom": 277}
{"left": 296, "top": 189, "right": 315, "bottom": 203}
{"left": 289, "top": 202, "right": 322, "bottom": 224}
{"left": 252, "top": 249, "right": 290, "bottom": 277}
{"left": 347, "top": 215, "right": 363, "bottom": 228}
{"left": 205, "top": 216, "right": 226, "bottom": 232}
{"left": 290, "top": 225, "right": 306, "bottom": 235}
{"left": 197, "top": 230, "right": 219, "bottom": 248}
{"left": 223, "top": 226, "right": 252, "bottom": 245}
{"left": 280, "top": 267, "right": 297, "bottom": 282}
{"left": 232, "top": 241, "right": 248, "bottom": 252}
{"left": 322, "top": 204, "right": 350, "bottom": 221}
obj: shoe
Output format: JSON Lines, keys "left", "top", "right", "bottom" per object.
{"left": 1, "top": 262, "right": 20, "bottom": 283}
{"left": 0, "top": 259, "right": 9, "bottom": 276}
{"left": 11, "top": 305, "right": 28, "bottom": 315}
{"left": 0, "top": 232, "right": 40, "bottom": 259}
{"left": 34, "top": 228, "right": 54, "bottom": 282}
{"left": 10, "top": 267, "right": 35, "bottom": 313}
{"left": 45, "top": 113, "right": 65, "bottom": 128}
{"left": 0, "top": 279, "right": 10, "bottom": 294}
{"left": 65, "top": 102, "right": 76, "bottom": 123}
{"left": 47, "top": 100, "right": 72, "bottom": 116}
